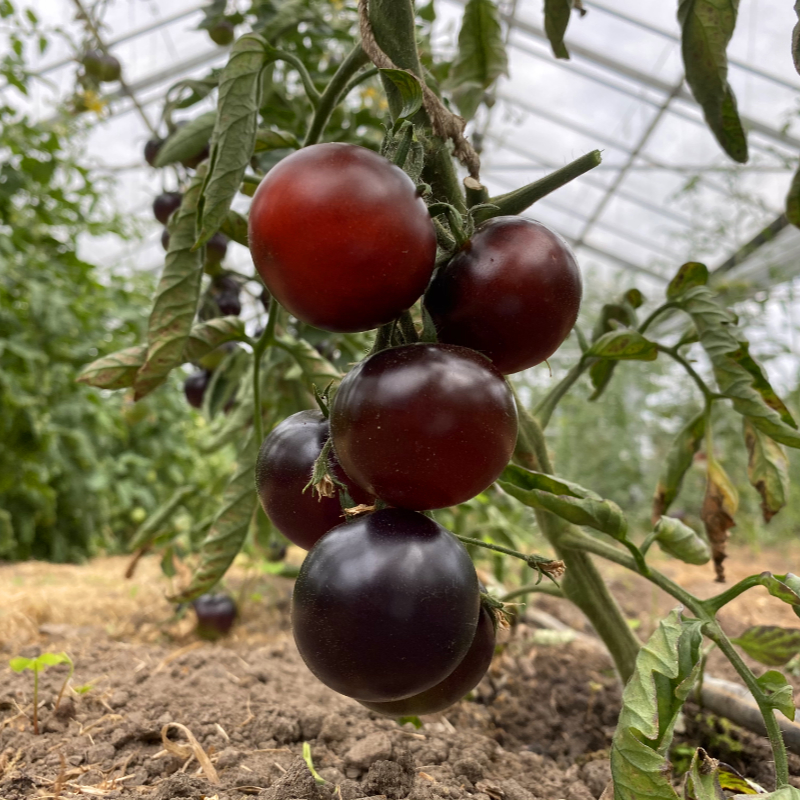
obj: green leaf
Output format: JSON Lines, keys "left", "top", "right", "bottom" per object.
{"left": 702, "top": 454, "right": 739, "bottom": 581}
{"left": 196, "top": 34, "right": 269, "bottom": 247}
{"left": 667, "top": 262, "right": 709, "bottom": 300}
{"left": 275, "top": 334, "right": 341, "bottom": 391}
{"left": 755, "top": 669, "right": 796, "bottom": 721}
{"left": 674, "top": 286, "right": 800, "bottom": 449}
{"left": 9, "top": 656, "right": 34, "bottom": 673}
{"left": 677, "top": 0, "right": 748, "bottom": 163}
{"left": 128, "top": 485, "right": 194, "bottom": 551}
{"left": 585, "top": 329, "right": 658, "bottom": 361}
{"left": 378, "top": 69, "right": 423, "bottom": 121}
{"left": 398, "top": 715, "right": 423, "bottom": 729}
{"left": 743, "top": 418, "right": 789, "bottom": 523}
{"left": 499, "top": 463, "right": 627, "bottom": 540}
{"left": 544, "top": 0, "right": 577, "bottom": 60}
{"left": 448, "top": 0, "right": 508, "bottom": 120}
{"left": 652, "top": 412, "right": 706, "bottom": 521}
{"left": 787, "top": 161, "right": 800, "bottom": 228}
{"left": 183, "top": 317, "right": 247, "bottom": 363}
{"left": 731, "top": 625, "right": 800, "bottom": 668}
{"left": 154, "top": 112, "right": 216, "bottom": 168}
{"left": 734, "top": 790, "right": 800, "bottom": 800}
{"left": 793, "top": 2, "right": 800, "bottom": 76}
{"left": 683, "top": 748, "right": 724, "bottom": 800}
{"left": 254, "top": 128, "right": 300, "bottom": 152}
{"left": 610, "top": 610, "right": 703, "bottom": 800}
{"left": 134, "top": 171, "right": 205, "bottom": 400}
{"left": 76, "top": 344, "right": 147, "bottom": 390}
{"left": 758, "top": 573, "right": 800, "bottom": 612}
{"left": 170, "top": 432, "right": 258, "bottom": 602}
{"left": 717, "top": 762, "right": 763, "bottom": 794}
{"left": 219, "top": 209, "right": 249, "bottom": 247}
{"left": 653, "top": 516, "right": 710, "bottom": 566}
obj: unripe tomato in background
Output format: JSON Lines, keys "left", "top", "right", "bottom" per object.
{"left": 424, "top": 217, "right": 582, "bottom": 374}
{"left": 291, "top": 508, "right": 480, "bottom": 702}
{"left": 330, "top": 343, "right": 518, "bottom": 510}
{"left": 255, "top": 410, "right": 371, "bottom": 551}
{"left": 248, "top": 143, "right": 436, "bottom": 333}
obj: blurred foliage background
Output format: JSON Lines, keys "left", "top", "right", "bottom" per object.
{"left": 0, "top": 0, "right": 797, "bottom": 570}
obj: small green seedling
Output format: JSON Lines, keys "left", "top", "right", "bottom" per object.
{"left": 8, "top": 652, "right": 74, "bottom": 735}
{"left": 302, "top": 741, "right": 327, "bottom": 786}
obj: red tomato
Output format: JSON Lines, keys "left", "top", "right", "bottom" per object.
{"left": 330, "top": 344, "right": 518, "bottom": 510}
{"left": 248, "top": 143, "right": 436, "bottom": 333}
{"left": 424, "top": 217, "right": 582, "bottom": 374}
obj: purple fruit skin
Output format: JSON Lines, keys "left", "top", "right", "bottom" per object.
{"left": 153, "top": 192, "right": 182, "bottom": 225}
{"left": 193, "top": 594, "right": 237, "bottom": 640}
{"left": 184, "top": 371, "right": 210, "bottom": 409}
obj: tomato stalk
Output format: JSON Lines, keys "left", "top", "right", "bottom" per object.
{"left": 252, "top": 295, "right": 278, "bottom": 445}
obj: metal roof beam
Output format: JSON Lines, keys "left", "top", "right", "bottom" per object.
{"left": 582, "top": 0, "right": 800, "bottom": 93}
{"left": 484, "top": 133, "right": 695, "bottom": 227}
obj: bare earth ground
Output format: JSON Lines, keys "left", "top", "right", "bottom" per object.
{"left": 1, "top": 544, "right": 800, "bottom": 800}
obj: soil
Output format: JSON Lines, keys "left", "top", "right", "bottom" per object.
{"left": 1, "top": 545, "right": 800, "bottom": 799}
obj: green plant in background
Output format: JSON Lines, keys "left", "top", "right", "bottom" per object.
{"left": 8, "top": 651, "right": 73, "bottom": 735}
{"left": 0, "top": 4, "right": 233, "bottom": 562}
{"left": 59, "top": 0, "right": 800, "bottom": 795}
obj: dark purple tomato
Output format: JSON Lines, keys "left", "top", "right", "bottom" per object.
{"left": 144, "top": 137, "right": 164, "bottom": 167}
{"left": 161, "top": 227, "right": 170, "bottom": 252}
{"left": 248, "top": 143, "right": 437, "bottom": 333}
{"left": 216, "top": 292, "right": 241, "bottom": 317}
{"left": 193, "top": 594, "right": 237, "bottom": 640}
{"left": 424, "top": 217, "right": 582, "bottom": 374}
{"left": 153, "top": 192, "right": 182, "bottom": 225}
{"left": 361, "top": 604, "right": 495, "bottom": 717}
{"left": 330, "top": 344, "right": 518, "bottom": 510}
{"left": 292, "top": 508, "right": 480, "bottom": 702}
{"left": 255, "top": 410, "right": 371, "bottom": 551}
{"left": 205, "top": 232, "right": 228, "bottom": 264}
{"left": 184, "top": 370, "right": 210, "bottom": 409}
{"left": 208, "top": 19, "right": 235, "bottom": 45}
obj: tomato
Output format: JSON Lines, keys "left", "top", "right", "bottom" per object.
{"left": 160, "top": 227, "right": 170, "bottom": 252}
{"left": 330, "top": 344, "right": 518, "bottom": 510}
{"left": 256, "top": 410, "right": 371, "bottom": 551}
{"left": 184, "top": 370, "right": 210, "bottom": 409}
{"left": 248, "top": 143, "right": 437, "bottom": 333}
{"left": 192, "top": 594, "right": 237, "bottom": 640}
{"left": 360, "top": 604, "right": 495, "bottom": 716}
{"left": 83, "top": 50, "right": 121, "bottom": 83}
{"left": 205, "top": 233, "right": 228, "bottom": 265}
{"left": 153, "top": 192, "right": 182, "bottom": 225}
{"left": 424, "top": 217, "right": 582, "bottom": 374}
{"left": 144, "top": 138, "right": 163, "bottom": 167}
{"left": 208, "top": 20, "right": 235, "bottom": 45}
{"left": 216, "top": 292, "right": 241, "bottom": 316}
{"left": 291, "top": 508, "right": 480, "bottom": 701}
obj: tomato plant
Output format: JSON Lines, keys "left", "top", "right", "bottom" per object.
{"left": 330, "top": 343, "right": 518, "bottom": 510}
{"left": 291, "top": 508, "right": 480, "bottom": 702}
{"left": 248, "top": 143, "right": 437, "bottom": 333}
{"left": 255, "top": 410, "right": 371, "bottom": 551}
{"left": 424, "top": 217, "right": 582, "bottom": 374}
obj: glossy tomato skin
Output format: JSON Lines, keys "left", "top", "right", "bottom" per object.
{"left": 255, "top": 410, "right": 371, "bottom": 551}
{"left": 248, "top": 143, "right": 437, "bottom": 333}
{"left": 292, "top": 508, "right": 480, "bottom": 702}
{"left": 361, "top": 604, "right": 495, "bottom": 717}
{"left": 424, "top": 217, "right": 582, "bottom": 374}
{"left": 330, "top": 344, "right": 518, "bottom": 510}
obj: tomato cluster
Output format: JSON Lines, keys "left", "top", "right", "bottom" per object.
{"left": 251, "top": 143, "right": 581, "bottom": 713}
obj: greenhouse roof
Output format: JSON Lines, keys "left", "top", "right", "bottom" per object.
{"left": 5, "top": 0, "right": 800, "bottom": 296}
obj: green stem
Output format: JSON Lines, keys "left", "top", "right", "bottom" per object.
{"left": 703, "top": 575, "right": 763, "bottom": 615}
{"left": 303, "top": 44, "right": 369, "bottom": 147}
{"left": 253, "top": 296, "right": 278, "bottom": 444}
{"left": 428, "top": 203, "right": 468, "bottom": 247}
{"left": 656, "top": 344, "right": 715, "bottom": 402}
{"left": 369, "top": 321, "right": 396, "bottom": 355}
{"left": 393, "top": 121, "right": 414, "bottom": 169}
{"left": 274, "top": 49, "right": 321, "bottom": 106}
{"left": 532, "top": 359, "right": 592, "bottom": 429}
{"left": 473, "top": 150, "right": 602, "bottom": 224}
{"left": 368, "top": 0, "right": 466, "bottom": 211}
{"left": 455, "top": 535, "right": 561, "bottom": 581}
{"left": 639, "top": 530, "right": 658, "bottom": 557}
{"left": 638, "top": 301, "right": 679, "bottom": 335}
{"left": 341, "top": 66, "right": 380, "bottom": 98}
{"left": 512, "top": 402, "right": 641, "bottom": 683}
{"left": 501, "top": 582, "right": 564, "bottom": 602}
{"left": 398, "top": 310, "right": 418, "bottom": 343}
{"left": 706, "top": 624, "right": 790, "bottom": 787}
